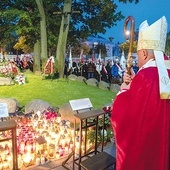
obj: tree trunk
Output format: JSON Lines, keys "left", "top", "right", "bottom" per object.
{"left": 56, "top": 0, "right": 72, "bottom": 78}
{"left": 33, "top": 40, "right": 41, "bottom": 72}
{"left": 35, "top": 0, "right": 48, "bottom": 70}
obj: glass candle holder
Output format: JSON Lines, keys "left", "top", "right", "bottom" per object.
{"left": 48, "top": 143, "right": 55, "bottom": 159}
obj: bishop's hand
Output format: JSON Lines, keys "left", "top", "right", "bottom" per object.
{"left": 120, "top": 69, "right": 135, "bottom": 90}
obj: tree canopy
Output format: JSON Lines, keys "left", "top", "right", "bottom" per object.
{"left": 0, "top": 0, "right": 141, "bottom": 76}
{"left": 0, "top": 0, "right": 140, "bottom": 51}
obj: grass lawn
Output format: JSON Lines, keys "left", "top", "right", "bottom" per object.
{"left": 0, "top": 72, "right": 116, "bottom": 110}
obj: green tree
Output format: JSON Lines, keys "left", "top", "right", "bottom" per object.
{"left": 35, "top": 0, "right": 48, "bottom": 66}
{"left": 33, "top": 40, "right": 41, "bottom": 72}
{"left": 0, "top": 2, "right": 20, "bottom": 54}
{"left": 13, "top": 36, "right": 32, "bottom": 53}
{"left": 0, "top": 0, "right": 42, "bottom": 71}
{"left": 1, "top": 0, "right": 61, "bottom": 72}
{"left": 56, "top": 0, "right": 140, "bottom": 77}
{"left": 119, "top": 41, "right": 137, "bottom": 57}
{"left": 72, "top": 42, "right": 90, "bottom": 57}
{"left": 56, "top": 0, "right": 72, "bottom": 78}
{"left": 96, "top": 43, "right": 107, "bottom": 58}
{"left": 0, "top": 0, "right": 140, "bottom": 75}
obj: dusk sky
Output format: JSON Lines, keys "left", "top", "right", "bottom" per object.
{"left": 99, "top": 0, "right": 170, "bottom": 43}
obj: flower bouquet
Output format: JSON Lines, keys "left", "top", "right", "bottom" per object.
{"left": 15, "top": 73, "right": 26, "bottom": 85}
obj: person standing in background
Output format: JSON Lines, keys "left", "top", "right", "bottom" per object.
{"left": 87, "top": 60, "right": 96, "bottom": 79}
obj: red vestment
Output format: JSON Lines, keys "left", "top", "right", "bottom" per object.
{"left": 111, "top": 67, "right": 170, "bottom": 170}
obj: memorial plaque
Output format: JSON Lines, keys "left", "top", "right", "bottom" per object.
{"left": 69, "top": 98, "right": 93, "bottom": 111}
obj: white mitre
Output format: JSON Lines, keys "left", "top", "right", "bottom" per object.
{"left": 137, "top": 16, "right": 170, "bottom": 99}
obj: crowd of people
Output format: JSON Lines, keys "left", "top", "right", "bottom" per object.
{"left": 1, "top": 53, "right": 139, "bottom": 86}
{"left": 14, "top": 55, "right": 33, "bottom": 72}
{"left": 0, "top": 55, "right": 33, "bottom": 78}
{"left": 64, "top": 59, "right": 139, "bottom": 85}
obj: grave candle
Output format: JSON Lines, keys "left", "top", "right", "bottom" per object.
{"left": 20, "top": 140, "right": 25, "bottom": 154}
{"left": 41, "top": 156, "right": 45, "bottom": 164}
{"left": 58, "top": 146, "right": 64, "bottom": 157}
{"left": 3, "top": 160, "right": 8, "bottom": 169}
{"left": 0, "top": 148, "right": 6, "bottom": 161}
{"left": 36, "top": 111, "right": 41, "bottom": 120}
{"left": 69, "top": 138, "right": 74, "bottom": 150}
{"left": 60, "top": 137, "right": 66, "bottom": 148}
{"left": 57, "top": 116, "right": 61, "bottom": 123}
{"left": 26, "top": 141, "right": 32, "bottom": 153}
{"left": 22, "top": 153, "right": 33, "bottom": 164}
{"left": 54, "top": 133, "right": 59, "bottom": 147}
{"left": 6, "top": 153, "right": 12, "bottom": 163}
{"left": 18, "top": 155, "right": 23, "bottom": 169}
{"left": 56, "top": 151, "right": 60, "bottom": 159}
{"left": 75, "top": 140, "right": 80, "bottom": 155}
{"left": 35, "top": 157, "right": 40, "bottom": 165}
{"left": 81, "top": 144, "right": 85, "bottom": 154}
{"left": 64, "top": 144, "right": 69, "bottom": 155}
{"left": 0, "top": 162, "right": 2, "bottom": 170}
{"left": 48, "top": 144, "right": 55, "bottom": 158}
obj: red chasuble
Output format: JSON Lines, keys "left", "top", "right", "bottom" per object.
{"left": 111, "top": 67, "right": 170, "bottom": 170}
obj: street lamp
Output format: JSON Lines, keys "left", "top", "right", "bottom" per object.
{"left": 125, "top": 30, "right": 130, "bottom": 42}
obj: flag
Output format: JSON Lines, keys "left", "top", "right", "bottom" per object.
{"left": 111, "top": 59, "right": 114, "bottom": 66}
{"left": 98, "top": 49, "right": 102, "bottom": 63}
{"left": 80, "top": 49, "right": 84, "bottom": 63}
{"left": 120, "top": 51, "right": 126, "bottom": 71}
{"left": 68, "top": 48, "right": 72, "bottom": 70}
{"left": 91, "top": 52, "right": 95, "bottom": 62}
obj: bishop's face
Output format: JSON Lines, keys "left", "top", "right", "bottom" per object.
{"left": 137, "top": 49, "right": 149, "bottom": 69}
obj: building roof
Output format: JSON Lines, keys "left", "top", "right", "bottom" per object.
{"left": 86, "top": 35, "right": 111, "bottom": 44}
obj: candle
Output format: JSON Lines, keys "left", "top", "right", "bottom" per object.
{"left": 48, "top": 144, "right": 55, "bottom": 158}
{"left": 54, "top": 133, "right": 59, "bottom": 145}
{"left": 75, "top": 141, "right": 80, "bottom": 155}
{"left": 69, "top": 138, "right": 74, "bottom": 150}
{"left": 35, "top": 157, "right": 40, "bottom": 165}
{"left": 57, "top": 116, "right": 61, "bottom": 123}
{"left": 20, "top": 141, "right": 25, "bottom": 154}
{"left": 26, "top": 142, "right": 32, "bottom": 153}
{"left": 41, "top": 156, "right": 45, "bottom": 164}
{"left": 64, "top": 145, "right": 69, "bottom": 155}
{"left": 60, "top": 138, "right": 66, "bottom": 148}
{"left": 81, "top": 144, "right": 85, "bottom": 154}
{"left": 23, "top": 153, "right": 32, "bottom": 164}
{"left": 56, "top": 152, "right": 60, "bottom": 159}
{"left": 36, "top": 111, "right": 41, "bottom": 119}
{"left": 43, "top": 150, "right": 48, "bottom": 158}
{"left": 0, "top": 162, "right": 3, "bottom": 170}
{"left": 59, "top": 147, "right": 64, "bottom": 157}
{"left": 3, "top": 160, "right": 8, "bottom": 169}
{"left": 32, "top": 140, "right": 36, "bottom": 153}
{"left": 18, "top": 155, "right": 23, "bottom": 169}
{"left": 6, "top": 153, "right": 12, "bottom": 163}
{"left": 70, "top": 130, "right": 74, "bottom": 137}
{"left": 0, "top": 149, "right": 6, "bottom": 161}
